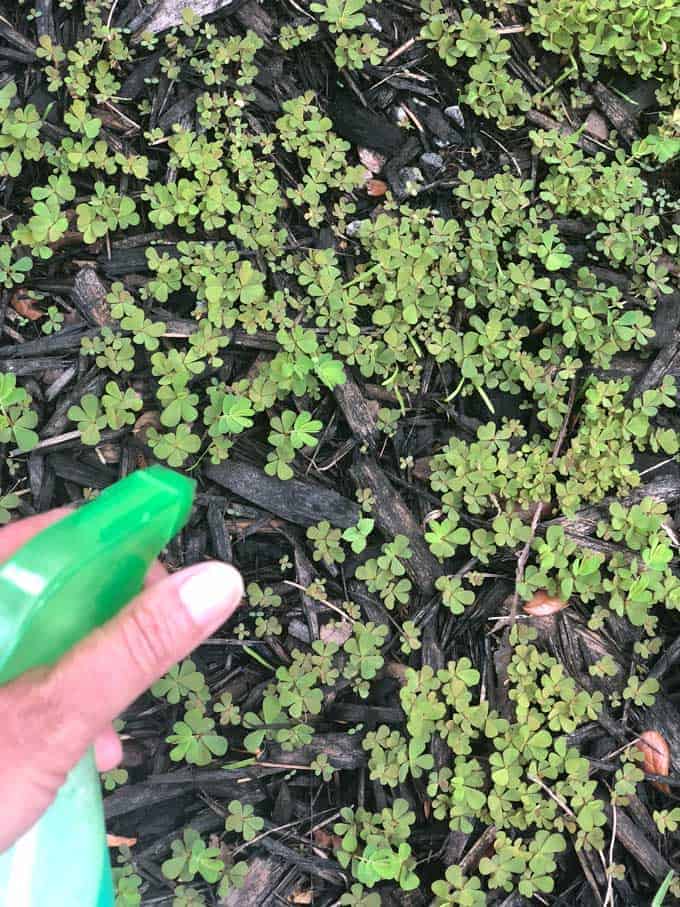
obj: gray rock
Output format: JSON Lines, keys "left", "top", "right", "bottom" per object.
{"left": 420, "top": 152, "right": 444, "bottom": 180}
{"left": 444, "top": 104, "right": 465, "bottom": 130}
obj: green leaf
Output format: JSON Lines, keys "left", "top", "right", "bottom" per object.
{"left": 544, "top": 251, "right": 572, "bottom": 271}
{"left": 218, "top": 395, "right": 254, "bottom": 434}
{"left": 315, "top": 354, "right": 346, "bottom": 389}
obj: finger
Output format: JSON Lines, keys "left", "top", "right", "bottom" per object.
{"left": 42, "top": 561, "right": 243, "bottom": 762}
{"left": 144, "top": 559, "right": 167, "bottom": 588}
{"left": 94, "top": 725, "right": 123, "bottom": 772}
{"left": 0, "top": 507, "right": 71, "bottom": 563}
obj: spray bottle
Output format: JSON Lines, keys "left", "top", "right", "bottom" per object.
{"left": 0, "top": 465, "right": 195, "bottom": 906}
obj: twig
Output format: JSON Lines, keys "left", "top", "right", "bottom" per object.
{"left": 506, "top": 378, "right": 578, "bottom": 629}
{"left": 106, "top": 0, "right": 120, "bottom": 31}
{"left": 400, "top": 102, "right": 424, "bottom": 133}
{"left": 13, "top": 429, "right": 81, "bottom": 454}
{"left": 384, "top": 36, "right": 416, "bottom": 64}
{"left": 479, "top": 129, "right": 522, "bottom": 178}
{"left": 529, "top": 773, "right": 606, "bottom": 904}
{"left": 283, "top": 581, "right": 357, "bottom": 624}
{"left": 603, "top": 795, "right": 617, "bottom": 907}
{"left": 527, "top": 774, "right": 576, "bottom": 818}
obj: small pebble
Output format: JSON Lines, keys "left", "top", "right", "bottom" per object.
{"left": 420, "top": 152, "right": 444, "bottom": 180}
{"left": 444, "top": 104, "right": 465, "bottom": 129}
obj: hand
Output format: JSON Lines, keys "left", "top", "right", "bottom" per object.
{"left": 0, "top": 508, "right": 243, "bottom": 851}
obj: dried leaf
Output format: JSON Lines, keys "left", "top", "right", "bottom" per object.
{"left": 523, "top": 590, "right": 569, "bottom": 617}
{"left": 584, "top": 110, "right": 609, "bottom": 142}
{"left": 385, "top": 661, "right": 408, "bottom": 684}
{"left": 134, "top": 410, "right": 162, "bottom": 445}
{"left": 366, "top": 179, "right": 388, "bottom": 197}
{"left": 320, "top": 620, "right": 353, "bottom": 646}
{"left": 637, "top": 730, "right": 670, "bottom": 793}
{"left": 413, "top": 456, "right": 432, "bottom": 482}
{"left": 358, "top": 147, "right": 386, "bottom": 174}
{"left": 106, "top": 834, "right": 137, "bottom": 848}
{"left": 11, "top": 291, "right": 43, "bottom": 321}
{"left": 289, "top": 888, "right": 313, "bottom": 904}
{"left": 312, "top": 827, "right": 342, "bottom": 850}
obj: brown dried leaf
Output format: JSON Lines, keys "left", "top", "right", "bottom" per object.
{"left": 523, "top": 589, "right": 569, "bottom": 617}
{"left": 358, "top": 147, "right": 386, "bottom": 174}
{"left": 289, "top": 889, "right": 313, "bottom": 904}
{"left": 637, "top": 730, "right": 670, "bottom": 793}
{"left": 385, "top": 661, "right": 408, "bottom": 684}
{"left": 366, "top": 179, "right": 388, "bottom": 197}
{"left": 312, "top": 827, "right": 342, "bottom": 850}
{"left": 134, "top": 410, "right": 162, "bottom": 445}
{"left": 413, "top": 456, "right": 432, "bottom": 482}
{"left": 106, "top": 834, "right": 137, "bottom": 848}
{"left": 320, "top": 620, "right": 353, "bottom": 646}
{"left": 584, "top": 110, "right": 609, "bottom": 142}
{"left": 11, "top": 290, "right": 43, "bottom": 321}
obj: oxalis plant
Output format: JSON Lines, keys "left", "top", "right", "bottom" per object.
{"left": 1, "top": 0, "right": 679, "bottom": 903}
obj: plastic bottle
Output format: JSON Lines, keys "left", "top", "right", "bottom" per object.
{"left": 0, "top": 465, "right": 195, "bottom": 906}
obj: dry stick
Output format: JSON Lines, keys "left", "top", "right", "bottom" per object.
{"left": 459, "top": 825, "right": 497, "bottom": 876}
{"left": 603, "top": 795, "right": 617, "bottom": 907}
{"left": 384, "top": 36, "right": 416, "bottom": 64}
{"left": 528, "top": 773, "right": 607, "bottom": 905}
{"left": 479, "top": 129, "right": 523, "bottom": 178}
{"left": 283, "top": 581, "right": 357, "bottom": 625}
{"left": 506, "top": 378, "right": 578, "bottom": 630}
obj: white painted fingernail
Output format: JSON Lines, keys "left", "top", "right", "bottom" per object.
{"left": 179, "top": 563, "right": 244, "bottom": 626}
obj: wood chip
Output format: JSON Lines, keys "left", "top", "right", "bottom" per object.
{"left": 413, "top": 456, "right": 432, "bottom": 482}
{"left": 129, "top": 0, "right": 238, "bottom": 39}
{"left": 206, "top": 461, "right": 361, "bottom": 529}
{"left": 71, "top": 267, "right": 113, "bottom": 327}
{"left": 350, "top": 456, "right": 443, "bottom": 594}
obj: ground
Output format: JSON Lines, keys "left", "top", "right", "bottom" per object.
{"left": 0, "top": 0, "right": 679, "bottom": 904}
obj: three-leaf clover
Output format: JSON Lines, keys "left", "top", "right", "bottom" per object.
{"left": 151, "top": 659, "right": 208, "bottom": 705}
{"left": 68, "top": 394, "right": 107, "bottom": 445}
{"left": 354, "top": 843, "right": 411, "bottom": 888}
{"left": 147, "top": 425, "right": 201, "bottom": 467}
{"left": 167, "top": 709, "right": 227, "bottom": 766}
{"left": 218, "top": 395, "right": 254, "bottom": 434}
{"left": 224, "top": 800, "right": 264, "bottom": 841}
{"left": 162, "top": 828, "right": 224, "bottom": 883}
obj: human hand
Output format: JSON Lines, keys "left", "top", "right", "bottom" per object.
{"left": 0, "top": 508, "right": 243, "bottom": 851}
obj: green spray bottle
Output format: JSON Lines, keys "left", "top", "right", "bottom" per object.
{"left": 0, "top": 465, "right": 196, "bottom": 906}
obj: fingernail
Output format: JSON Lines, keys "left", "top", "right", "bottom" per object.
{"left": 179, "top": 563, "right": 244, "bottom": 626}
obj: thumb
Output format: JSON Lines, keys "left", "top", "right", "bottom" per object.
{"left": 34, "top": 561, "right": 244, "bottom": 765}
